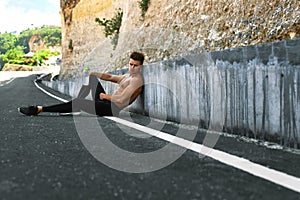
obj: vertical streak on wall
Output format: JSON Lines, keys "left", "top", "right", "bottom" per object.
{"left": 244, "top": 63, "right": 249, "bottom": 137}
{"left": 279, "top": 68, "right": 284, "bottom": 145}
{"left": 252, "top": 65, "right": 257, "bottom": 138}
{"left": 262, "top": 67, "right": 266, "bottom": 140}
{"left": 291, "top": 67, "right": 297, "bottom": 148}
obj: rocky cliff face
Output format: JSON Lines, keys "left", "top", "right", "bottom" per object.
{"left": 60, "top": 0, "right": 300, "bottom": 78}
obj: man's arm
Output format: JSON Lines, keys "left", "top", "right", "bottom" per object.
{"left": 89, "top": 72, "right": 124, "bottom": 83}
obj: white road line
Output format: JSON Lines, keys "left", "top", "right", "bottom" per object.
{"left": 0, "top": 78, "right": 16, "bottom": 87}
{"left": 34, "top": 81, "right": 68, "bottom": 103}
{"left": 34, "top": 80, "right": 300, "bottom": 193}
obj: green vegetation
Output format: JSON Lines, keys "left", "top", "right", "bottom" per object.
{"left": 22, "top": 49, "right": 60, "bottom": 67}
{"left": 2, "top": 46, "right": 25, "bottom": 64}
{"left": 95, "top": 8, "right": 123, "bottom": 48}
{"left": 138, "top": 0, "right": 150, "bottom": 20}
{"left": 0, "top": 26, "right": 61, "bottom": 70}
{"left": 0, "top": 33, "right": 17, "bottom": 55}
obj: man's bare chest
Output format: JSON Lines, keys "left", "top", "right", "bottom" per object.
{"left": 119, "top": 76, "right": 132, "bottom": 89}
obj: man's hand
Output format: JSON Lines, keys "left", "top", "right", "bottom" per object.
{"left": 99, "top": 93, "right": 105, "bottom": 100}
{"left": 100, "top": 93, "right": 112, "bottom": 101}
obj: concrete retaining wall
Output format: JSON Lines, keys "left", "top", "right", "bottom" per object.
{"left": 43, "top": 39, "right": 300, "bottom": 148}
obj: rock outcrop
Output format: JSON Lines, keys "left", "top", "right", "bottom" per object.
{"left": 2, "top": 64, "right": 33, "bottom": 71}
{"left": 60, "top": 0, "right": 300, "bottom": 78}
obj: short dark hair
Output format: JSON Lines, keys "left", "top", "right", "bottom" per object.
{"left": 130, "top": 52, "right": 145, "bottom": 65}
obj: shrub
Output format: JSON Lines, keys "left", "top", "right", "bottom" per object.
{"left": 95, "top": 8, "right": 123, "bottom": 48}
{"left": 138, "top": 0, "right": 150, "bottom": 20}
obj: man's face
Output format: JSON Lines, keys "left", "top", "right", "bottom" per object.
{"left": 129, "top": 58, "right": 142, "bottom": 73}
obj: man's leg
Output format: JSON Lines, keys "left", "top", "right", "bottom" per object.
{"left": 76, "top": 75, "right": 106, "bottom": 100}
{"left": 42, "top": 98, "right": 120, "bottom": 116}
{"left": 42, "top": 100, "right": 76, "bottom": 113}
{"left": 94, "top": 100, "right": 119, "bottom": 116}
{"left": 77, "top": 85, "right": 90, "bottom": 99}
{"left": 19, "top": 98, "right": 120, "bottom": 116}
{"left": 42, "top": 98, "right": 96, "bottom": 114}
{"left": 89, "top": 75, "right": 106, "bottom": 101}
{"left": 19, "top": 101, "right": 75, "bottom": 116}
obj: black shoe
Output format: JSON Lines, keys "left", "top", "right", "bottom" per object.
{"left": 18, "top": 106, "right": 39, "bottom": 116}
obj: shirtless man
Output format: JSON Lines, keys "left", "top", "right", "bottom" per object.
{"left": 18, "top": 52, "right": 144, "bottom": 116}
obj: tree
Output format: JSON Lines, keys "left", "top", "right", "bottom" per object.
{"left": 0, "top": 56, "right": 5, "bottom": 70}
{"left": 2, "top": 46, "right": 25, "bottom": 63}
{"left": 16, "top": 30, "right": 33, "bottom": 53}
{"left": 0, "top": 33, "right": 17, "bottom": 54}
{"left": 0, "top": 26, "right": 62, "bottom": 69}
{"left": 17, "top": 27, "right": 62, "bottom": 51}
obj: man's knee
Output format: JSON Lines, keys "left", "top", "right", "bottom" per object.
{"left": 89, "top": 75, "right": 98, "bottom": 83}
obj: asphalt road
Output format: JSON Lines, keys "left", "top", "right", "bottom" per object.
{"left": 1, "top": 74, "right": 300, "bottom": 200}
